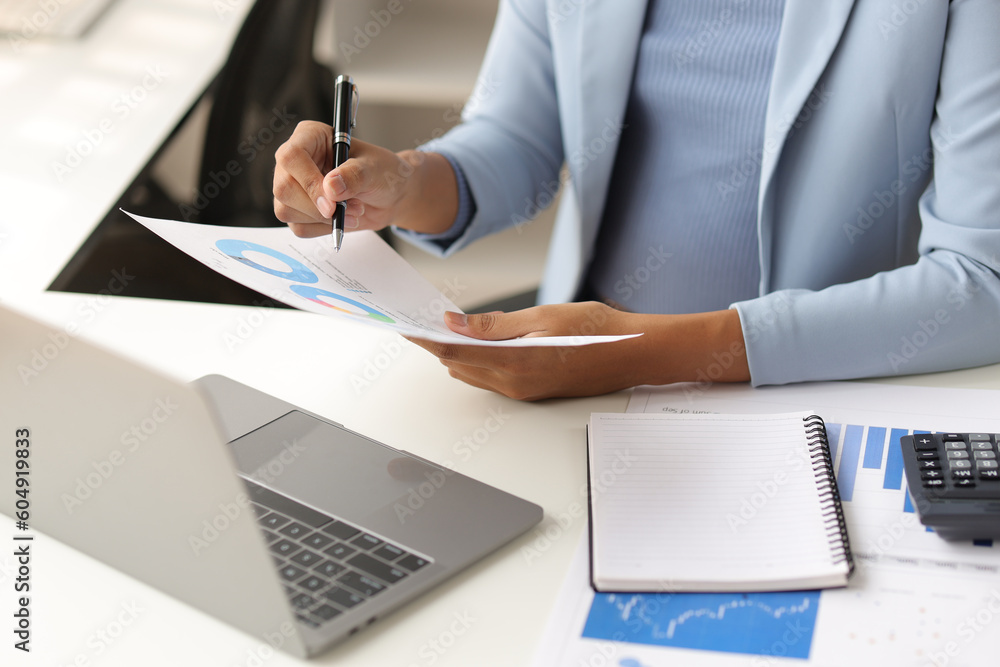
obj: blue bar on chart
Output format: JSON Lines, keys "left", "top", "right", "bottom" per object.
{"left": 863, "top": 427, "right": 887, "bottom": 469}
{"left": 836, "top": 425, "right": 864, "bottom": 502}
{"left": 883, "top": 428, "right": 909, "bottom": 490}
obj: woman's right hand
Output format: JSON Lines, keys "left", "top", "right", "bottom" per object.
{"left": 272, "top": 120, "right": 458, "bottom": 238}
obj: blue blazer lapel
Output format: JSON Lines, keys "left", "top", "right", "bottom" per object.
{"left": 757, "top": 0, "right": 858, "bottom": 291}
{"left": 570, "top": 0, "right": 648, "bottom": 257}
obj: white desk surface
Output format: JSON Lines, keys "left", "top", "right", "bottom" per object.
{"left": 0, "top": 0, "right": 253, "bottom": 294}
{"left": 4, "top": 291, "right": 1000, "bottom": 667}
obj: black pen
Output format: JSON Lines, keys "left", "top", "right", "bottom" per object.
{"left": 331, "top": 74, "right": 359, "bottom": 251}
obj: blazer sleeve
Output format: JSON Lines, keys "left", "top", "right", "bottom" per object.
{"left": 395, "top": 0, "right": 565, "bottom": 257}
{"left": 733, "top": 0, "right": 1000, "bottom": 385}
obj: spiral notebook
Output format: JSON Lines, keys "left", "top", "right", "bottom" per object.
{"left": 587, "top": 411, "right": 854, "bottom": 593}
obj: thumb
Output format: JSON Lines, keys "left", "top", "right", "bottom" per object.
{"left": 444, "top": 311, "right": 537, "bottom": 341}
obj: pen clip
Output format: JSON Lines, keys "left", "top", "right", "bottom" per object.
{"left": 350, "top": 84, "right": 360, "bottom": 130}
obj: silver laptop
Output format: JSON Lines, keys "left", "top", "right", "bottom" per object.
{"left": 0, "top": 302, "right": 542, "bottom": 658}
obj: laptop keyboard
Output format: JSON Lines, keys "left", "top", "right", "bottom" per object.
{"left": 244, "top": 479, "right": 431, "bottom": 628}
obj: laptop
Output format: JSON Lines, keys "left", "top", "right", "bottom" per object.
{"left": 0, "top": 302, "right": 542, "bottom": 658}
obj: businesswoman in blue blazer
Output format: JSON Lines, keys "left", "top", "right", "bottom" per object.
{"left": 273, "top": 0, "right": 1000, "bottom": 400}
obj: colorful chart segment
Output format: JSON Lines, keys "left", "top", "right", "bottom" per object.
{"left": 214, "top": 238, "right": 396, "bottom": 324}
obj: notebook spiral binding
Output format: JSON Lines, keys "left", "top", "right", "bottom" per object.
{"left": 803, "top": 414, "right": 855, "bottom": 576}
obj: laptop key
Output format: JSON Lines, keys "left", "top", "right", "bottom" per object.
{"left": 348, "top": 552, "right": 407, "bottom": 584}
{"left": 323, "top": 586, "right": 364, "bottom": 609}
{"left": 321, "top": 521, "right": 360, "bottom": 540}
{"left": 302, "top": 532, "right": 335, "bottom": 550}
{"left": 299, "top": 575, "right": 326, "bottom": 592}
{"left": 270, "top": 540, "right": 301, "bottom": 558}
{"left": 324, "top": 542, "right": 357, "bottom": 560}
{"left": 314, "top": 559, "right": 346, "bottom": 579}
{"left": 372, "top": 544, "right": 405, "bottom": 561}
{"left": 279, "top": 564, "right": 308, "bottom": 582}
{"left": 350, "top": 532, "right": 383, "bottom": 551}
{"left": 295, "top": 613, "right": 320, "bottom": 628}
{"left": 291, "top": 549, "right": 323, "bottom": 568}
{"left": 259, "top": 513, "right": 290, "bottom": 530}
{"left": 339, "top": 571, "right": 386, "bottom": 597}
{"left": 312, "top": 604, "right": 342, "bottom": 621}
{"left": 261, "top": 530, "right": 282, "bottom": 544}
{"left": 290, "top": 592, "right": 316, "bottom": 609}
{"left": 279, "top": 521, "right": 310, "bottom": 539}
{"left": 396, "top": 554, "right": 429, "bottom": 572}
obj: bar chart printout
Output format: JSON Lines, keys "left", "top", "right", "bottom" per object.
{"left": 573, "top": 418, "right": 998, "bottom": 662}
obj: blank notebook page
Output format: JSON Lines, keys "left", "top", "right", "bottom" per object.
{"left": 588, "top": 411, "right": 848, "bottom": 592}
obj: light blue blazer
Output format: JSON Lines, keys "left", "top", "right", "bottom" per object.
{"left": 406, "top": 0, "right": 1000, "bottom": 385}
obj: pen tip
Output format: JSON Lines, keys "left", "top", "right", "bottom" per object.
{"left": 334, "top": 228, "right": 344, "bottom": 252}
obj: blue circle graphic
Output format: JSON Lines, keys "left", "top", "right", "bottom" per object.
{"left": 289, "top": 285, "right": 395, "bottom": 323}
{"left": 215, "top": 239, "right": 318, "bottom": 283}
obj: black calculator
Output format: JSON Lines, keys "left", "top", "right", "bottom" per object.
{"left": 900, "top": 433, "right": 1000, "bottom": 540}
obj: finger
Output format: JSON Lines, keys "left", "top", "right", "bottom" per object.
{"left": 274, "top": 122, "right": 333, "bottom": 219}
{"left": 444, "top": 310, "right": 550, "bottom": 341}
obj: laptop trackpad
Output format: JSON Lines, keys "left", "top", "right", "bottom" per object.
{"left": 227, "top": 410, "right": 438, "bottom": 527}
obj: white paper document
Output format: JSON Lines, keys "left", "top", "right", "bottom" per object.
{"left": 127, "top": 213, "right": 639, "bottom": 347}
{"left": 533, "top": 382, "right": 1000, "bottom": 667}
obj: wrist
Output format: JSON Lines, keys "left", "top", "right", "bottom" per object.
{"left": 630, "top": 309, "right": 750, "bottom": 386}
{"left": 394, "top": 150, "right": 459, "bottom": 235}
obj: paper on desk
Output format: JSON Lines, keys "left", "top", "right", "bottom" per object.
{"left": 127, "top": 213, "right": 640, "bottom": 347}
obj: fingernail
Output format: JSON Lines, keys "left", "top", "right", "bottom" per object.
{"left": 327, "top": 173, "right": 346, "bottom": 196}
{"left": 446, "top": 311, "right": 468, "bottom": 327}
{"left": 316, "top": 196, "right": 334, "bottom": 219}
{"left": 346, "top": 215, "right": 360, "bottom": 229}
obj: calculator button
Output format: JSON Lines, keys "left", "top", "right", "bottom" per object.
{"left": 972, "top": 442, "right": 994, "bottom": 451}
{"left": 945, "top": 441, "right": 968, "bottom": 450}
{"left": 941, "top": 434, "right": 965, "bottom": 441}
{"left": 947, "top": 451, "right": 969, "bottom": 459}
{"left": 975, "top": 451, "right": 997, "bottom": 459}
{"left": 952, "top": 469, "right": 974, "bottom": 479}
{"left": 976, "top": 460, "right": 998, "bottom": 469}
{"left": 921, "top": 470, "right": 944, "bottom": 480}
{"left": 922, "top": 478, "right": 945, "bottom": 488}
{"left": 913, "top": 436, "right": 938, "bottom": 450}
{"left": 968, "top": 434, "right": 991, "bottom": 441}
{"left": 950, "top": 460, "right": 972, "bottom": 469}
{"left": 916, "top": 451, "right": 940, "bottom": 460}
{"left": 980, "top": 469, "right": 1000, "bottom": 480}
{"left": 954, "top": 479, "right": 976, "bottom": 488}
{"left": 919, "top": 460, "right": 942, "bottom": 470}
